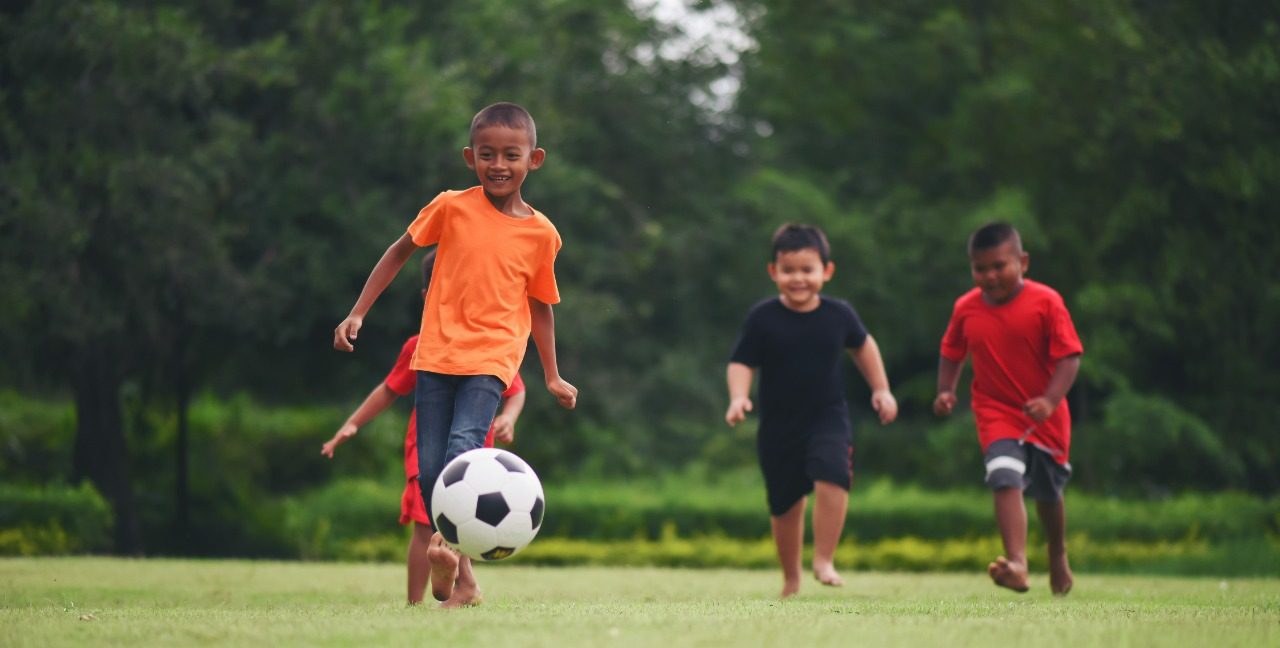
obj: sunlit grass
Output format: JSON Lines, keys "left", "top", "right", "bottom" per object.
{"left": 2, "top": 558, "right": 1278, "bottom": 647}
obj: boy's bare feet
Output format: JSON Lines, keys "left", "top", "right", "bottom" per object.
{"left": 426, "top": 533, "right": 459, "bottom": 602}
{"left": 813, "top": 563, "right": 844, "bottom": 587}
{"left": 1049, "top": 556, "right": 1074, "bottom": 596}
{"left": 781, "top": 577, "right": 801, "bottom": 598}
{"left": 440, "top": 579, "right": 482, "bottom": 609}
{"left": 988, "top": 556, "right": 1030, "bottom": 593}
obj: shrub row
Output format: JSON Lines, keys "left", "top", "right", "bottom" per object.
{"left": 0, "top": 482, "right": 112, "bottom": 555}
{"left": 280, "top": 476, "right": 1280, "bottom": 547}
{"left": 543, "top": 475, "right": 1280, "bottom": 542}
{"left": 311, "top": 529, "right": 1279, "bottom": 576}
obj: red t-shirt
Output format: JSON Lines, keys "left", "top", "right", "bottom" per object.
{"left": 383, "top": 335, "right": 526, "bottom": 478}
{"left": 940, "top": 280, "right": 1083, "bottom": 463}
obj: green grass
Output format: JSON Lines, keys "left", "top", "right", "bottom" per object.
{"left": 3, "top": 558, "right": 1278, "bottom": 647}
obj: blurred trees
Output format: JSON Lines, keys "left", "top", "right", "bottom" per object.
{"left": 1, "top": 0, "right": 1278, "bottom": 554}
{"left": 731, "top": 0, "right": 1280, "bottom": 492}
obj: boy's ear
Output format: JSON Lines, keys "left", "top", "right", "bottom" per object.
{"left": 767, "top": 262, "right": 778, "bottom": 281}
{"left": 529, "top": 147, "right": 546, "bottom": 170}
{"left": 463, "top": 146, "right": 476, "bottom": 169}
{"left": 824, "top": 261, "right": 835, "bottom": 280}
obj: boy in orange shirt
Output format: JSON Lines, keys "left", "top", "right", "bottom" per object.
{"left": 322, "top": 251, "right": 527, "bottom": 607}
{"left": 334, "top": 102, "right": 577, "bottom": 607}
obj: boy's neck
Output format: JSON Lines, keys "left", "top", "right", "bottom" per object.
{"left": 483, "top": 189, "right": 533, "bottom": 218}
{"left": 778, "top": 293, "right": 822, "bottom": 313}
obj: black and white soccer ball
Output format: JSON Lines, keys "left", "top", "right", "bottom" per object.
{"left": 430, "top": 448, "right": 545, "bottom": 561}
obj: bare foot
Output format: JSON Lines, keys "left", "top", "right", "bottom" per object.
{"left": 781, "top": 577, "right": 801, "bottom": 599}
{"left": 813, "top": 564, "right": 844, "bottom": 587}
{"left": 1049, "top": 556, "right": 1074, "bottom": 596}
{"left": 440, "top": 580, "right": 482, "bottom": 609}
{"left": 987, "top": 556, "right": 1030, "bottom": 593}
{"left": 427, "top": 533, "right": 459, "bottom": 602}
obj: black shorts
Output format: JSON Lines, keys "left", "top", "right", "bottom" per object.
{"left": 757, "top": 404, "right": 853, "bottom": 516}
{"left": 984, "top": 438, "right": 1071, "bottom": 501}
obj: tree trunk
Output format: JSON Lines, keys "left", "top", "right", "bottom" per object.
{"left": 71, "top": 344, "right": 142, "bottom": 555}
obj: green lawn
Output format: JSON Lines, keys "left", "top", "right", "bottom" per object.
{"left": 2, "top": 558, "right": 1277, "bottom": 647}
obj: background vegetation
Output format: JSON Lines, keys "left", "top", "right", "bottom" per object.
{"left": 1, "top": 1, "right": 1277, "bottom": 558}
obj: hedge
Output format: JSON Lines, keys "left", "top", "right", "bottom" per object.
{"left": 0, "top": 482, "right": 112, "bottom": 555}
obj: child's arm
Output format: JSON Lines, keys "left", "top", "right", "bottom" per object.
{"left": 322, "top": 383, "right": 400, "bottom": 458}
{"left": 528, "top": 297, "right": 578, "bottom": 409}
{"left": 491, "top": 389, "right": 527, "bottom": 445}
{"left": 848, "top": 335, "right": 898, "bottom": 424}
{"left": 933, "top": 356, "right": 964, "bottom": 416}
{"left": 1023, "top": 354, "right": 1082, "bottom": 422}
{"left": 724, "top": 362, "right": 755, "bottom": 426}
{"left": 333, "top": 234, "right": 419, "bottom": 352}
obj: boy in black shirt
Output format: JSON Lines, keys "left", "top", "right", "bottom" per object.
{"left": 726, "top": 223, "right": 898, "bottom": 598}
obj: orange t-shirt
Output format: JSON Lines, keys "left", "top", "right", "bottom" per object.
{"left": 406, "top": 187, "right": 561, "bottom": 387}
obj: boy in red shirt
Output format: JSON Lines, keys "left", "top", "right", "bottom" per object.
{"left": 334, "top": 102, "right": 577, "bottom": 607}
{"left": 933, "top": 222, "right": 1082, "bottom": 595}
{"left": 322, "top": 252, "right": 526, "bottom": 607}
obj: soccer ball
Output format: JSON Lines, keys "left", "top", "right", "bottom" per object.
{"left": 430, "top": 448, "right": 545, "bottom": 561}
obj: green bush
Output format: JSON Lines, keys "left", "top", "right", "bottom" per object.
{"left": 0, "top": 391, "right": 76, "bottom": 484}
{"left": 543, "top": 474, "right": 1280, "bottom": 543}
{"left": 281, "top": 478, "right": 407, "bottom": 559}
{"left": 0, "top": 482, "right": 112, "bottom": 554}
{"left": 509, "top": 534, "right": 1276, "bottom": 575}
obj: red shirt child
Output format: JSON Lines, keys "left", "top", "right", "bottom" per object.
{"left": 382, "top": 335, "right": 526, "bottom": 524}
{"left": 939, "top": 280, "right": 1083, "bottom": 462}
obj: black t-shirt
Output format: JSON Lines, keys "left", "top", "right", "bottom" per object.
{"left": 729, "top": 296, "right": 869, "bottom": 431}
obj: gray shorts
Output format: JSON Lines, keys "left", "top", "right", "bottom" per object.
{"left": 983, "top": 438, "right": 1071, "bottom": 501}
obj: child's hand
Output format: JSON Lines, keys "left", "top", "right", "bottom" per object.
{"left": 933, "top": 391, "right": 957, "bottom": 416}
{"left": 725, "top": 397, "right": 753, "bottom": 426}
{"left": 492, "top": 413, "right": 517, "bottom": 445}
{"left": 333, "top": 316, "right": 363, "bottom": 352}
{"left": 1023, "top": 396, "right": 1056, "bottom": 422}
{"left": 871, "top": 389, "right": 898, "bottom": 424}
{"left": 321, "top": 423, "right": 358, "bottom": 458}
{"left": 547, "top": 377, "right": 578, "bottom": 410}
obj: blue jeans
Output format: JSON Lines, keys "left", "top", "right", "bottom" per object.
{"left": 415, "top": 371, "right": 504, "bottom": 518}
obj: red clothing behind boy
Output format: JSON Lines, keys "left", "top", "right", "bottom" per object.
{"left": 940, "top": 279, "right": 1083, "bottom": 462}
{"left": 383, "top": 335, "right": 525, "bottom": 525}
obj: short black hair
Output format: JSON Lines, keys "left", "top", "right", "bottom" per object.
{"left": 968, "top": 222, "right": 1023, "bottom": 255}
{"left": 470, "top": 102, "right": 537, "bottom": 148}
{"left": 771, "top": 223, "right": 831, "bottom": 264}
{"left": 421, "top": 248, "right": 437, "bottom": 291}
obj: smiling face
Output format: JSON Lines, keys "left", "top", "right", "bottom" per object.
{"left": 463, "top": 125, "right": 545, "bottom": 214}
{"left": 969, "top": 239, "right": 1029, "bottom": 305}
{"left": 768, "top": 247, "right": 834, "bottom": 312}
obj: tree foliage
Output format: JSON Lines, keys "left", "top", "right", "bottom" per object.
{"left": 2, "top": 0, "right": 1278, "bottom": 554}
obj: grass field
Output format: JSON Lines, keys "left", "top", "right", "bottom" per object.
{"left": 2, "top": 558, "right": 1277, "bottom": 647}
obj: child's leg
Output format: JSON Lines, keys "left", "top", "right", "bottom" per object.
{"left": 419, "top": 373, "right": 503, "bottom": 605}
{"left": 983, "top": 439, "right": 1030, "bottom": 592}
{"left": 426, "top": 531, "right": 459, "bottom": 602}
{"left": 990, "top": 487, "right": 1030, "bottom": 592}
{"left": 443, "top": 375, "right": 504, "bottom": 459}
{"left": 441, "top": 555, "right": 482, "bottom": 608}
{"left": 771, "top": 496, "right": 807, "bottom": 598}
{"left": 1035, "top": 498, "right": 1073, "bottom": 595}
{"left": 407, "top": 521, "right": 433, "bottom": 605}
{"left": 811, "top": 480, "right": 847, "bottom": 586}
